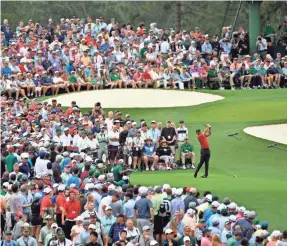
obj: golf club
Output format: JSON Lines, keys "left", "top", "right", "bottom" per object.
{"left": 267, "top": 143, "right": 287, "bottom": 151}
{"left": 228, "top": 132, "right": 241, "bottom": 140}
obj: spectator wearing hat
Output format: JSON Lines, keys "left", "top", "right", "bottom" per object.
{"left": 71, "top": 216, "right": 85, "bottom": 244}
{"left": 134, "top": 186, "right": 154, "bottom": 234}
{"left": 0, "top": 231, "right": 17, "bottom": 246}
{"left": 101, "top": 206, "right": 117, "bottom": 235}
{"left": 233, "top": 211, "right": 256, "bottom": 240}
{"left": 16, "top": 223, "right": 38, "bottom": 246}
{"left": 11, "top": 212, "right": 24, "bottom": 240}
{"left": 178, "top": 227, "right": 197, "bottom": 246}
{"left": 5, "top": 146, "right": 17, "bottom": 172}
{"left": 156, "top": 140, "right": 173, "bottom": 170}
{"left": 40, "top": 187, "right": 53, "bottom": 220}
{"left": 142, "top": 137, "right": 158, "bottom": 171}
{"left": 38, "top": 214, "right": 53, "bottom": 245}
{"left": 131, "top": 225, "right": 154, "bottom": 246}
{"left": 208, "top": 217, "right": 221, "bottom": 236}
{"left": 56, "top": 228, "right": 73, "bottom": 246}
{"left": 106, "top": 214, "right": 126, "bottom": 244}
{"left": 221, "top": 220, "right": 232, "bottom": 245}
{"left": 62, "top": 190, "right": 81, "bottom": 239}
{"left": 203, "top": 201, "right": 220, "bottom": 222}
{"left": 162, "top": 228, "right": 178, "bottom": 246}
{"left": 55, "top": 184, "right": 66, "bottom": 230}
{"left": 275, "top": 230, "right": 287, "bottom": 246}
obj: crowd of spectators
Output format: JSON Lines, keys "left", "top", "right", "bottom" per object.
{"left": 1, "top": 17, "right": 287, "bottom": 100}
{"left": 1, "top": 96, "right": 287, "bottom": 246}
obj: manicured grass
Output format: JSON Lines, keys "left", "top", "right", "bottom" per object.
{"left": 45, "top": 89, "right": 287, "bottom": 230}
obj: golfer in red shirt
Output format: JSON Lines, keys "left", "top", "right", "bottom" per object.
{"left": 194, "top": 124, "right": 211, "bottom": 178}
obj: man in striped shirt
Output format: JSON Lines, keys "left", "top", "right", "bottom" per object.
{"left": 177, "top": 120, "right": 188, "bottom": 162}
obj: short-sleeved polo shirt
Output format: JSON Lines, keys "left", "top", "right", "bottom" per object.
{"left": 134, "top": 196, "right": 152, "bottom": 219}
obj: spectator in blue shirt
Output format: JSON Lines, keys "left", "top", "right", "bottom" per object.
{"left": 66, "top": 60, "right": 75, "bottom": 75}
{"left": 142, "top": 138, "right": 158, "bottom": 171}
{"left": 100, "top": 38, "right": 110, "bottom": 53}
{"left": 67, "top": 167, "right": 81, "bottom": 188}
{"left": 1, "top": 61, "right": 12, "bottom": 77}
{"left": 123, "top": 193, "right": 135, "bottom": 219}
{"left": 107, "top": 214, "right": 126, "bottom": 243}
{"left": 4, "top": 25, "right": 14, "bottom": 44}
{"left": 219, "top": 38, "right": 232, "bottom": 55}
{"left": 201, "top": 38, "right": 213, "bottom": 57}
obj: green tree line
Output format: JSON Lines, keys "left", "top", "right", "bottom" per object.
{"left": 1, "top": 1, "right": 286, "bottom": 35}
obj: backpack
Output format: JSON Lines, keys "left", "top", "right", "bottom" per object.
{"left": 158, "top": 199, "right": 171, "bottom": 217}
{"left": 31, "top": 198, "right": 41, "bottom": 215}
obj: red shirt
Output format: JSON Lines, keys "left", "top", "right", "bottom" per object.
{"left": 197, "top": 133, "right": 209, "bottom": 149}
{"left": 142, "top": 72, "right": 152, "bottom": 80}
{"left": 64, "top": 200, "right": 81, "bottom": 220}
{"left": 56, "top": 193, "right": 66, "bottom": 214}
{"left": 40, "top": 195, "right": 53, "bottom": 216}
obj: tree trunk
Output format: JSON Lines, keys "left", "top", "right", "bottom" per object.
{"left": 175, "top": 1, "right": 181, "bottom": 33}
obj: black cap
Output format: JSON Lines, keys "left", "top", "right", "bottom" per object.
{"left": 166, "top": 120, "right": 171, "bottom": 123}
{"left": 179, "top": 120, "right": 184, "bottom": 123}
{"left": 202, "top": 228, "right": 211, "bottom": 234}
{"left": 196, "top": 129, "right": 201, "bottom": 133}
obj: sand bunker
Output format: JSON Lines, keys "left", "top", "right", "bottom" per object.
{"left": 244, "top": 124, "right": 287, "bottom": 145}
{"left": 45, "top": 89, "right": 224, "bottom": 108}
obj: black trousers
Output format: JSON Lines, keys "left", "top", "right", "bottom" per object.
{"left": 65, "top": 220, "right": 75, "bottom": 239}
{"left": 56, "top": 213, "right": 65, "bottom": 231}
{"left": 195, "top": 148, "right": 211, "bottom": 176}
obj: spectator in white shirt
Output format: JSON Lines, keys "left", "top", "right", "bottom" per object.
{"left": 160, "top": 38, "right": 170, "bottom": 54}
{"left": 132, "top": 131, "right": 144, "bottom": 170}
{"left": 105, "top": 111, "right": 114, "bottom": 133}
{"left": 53, "top": 71, "right": 69, "bottom": 95}
{"left": 256, "top": 36, "right": 267, "bottom": 60}
{"left": 108, "top": 126, "right": 120, "bottom": 165}
{"left": 60, "top": 127, "right": 73, "bottom": 146}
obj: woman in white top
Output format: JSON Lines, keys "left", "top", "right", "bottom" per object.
{"left": 108, "top": 126, "right": 120, "bottom": 165}
{"left": 132, "top": 131, "right": 144, "bottom": 170}
{"left": 93, "top": 51, "right": 103, "bottom": 70}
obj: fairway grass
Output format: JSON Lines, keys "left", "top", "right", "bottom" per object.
{"left": 46, "top": 89, "right": 287, "bottom": 230}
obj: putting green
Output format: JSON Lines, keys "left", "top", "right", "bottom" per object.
{"left": 48, "top": 89, "right": 287, "bottom": 230}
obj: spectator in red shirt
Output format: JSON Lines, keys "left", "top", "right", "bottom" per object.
{"left": 55, "top": 184, "right": 66, "bottom": 230}
{"left": 62, "top": 190, "right": 81, "bottom": 240}
{"left": 40, "top": 187, "right": 53, "bottom": 219}
{"left": 194, "top": 124, "right": 211, "bottom": 179}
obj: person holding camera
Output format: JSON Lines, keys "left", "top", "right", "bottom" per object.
{"left": 256, "top": 36, "right": 267, "bottom": 60}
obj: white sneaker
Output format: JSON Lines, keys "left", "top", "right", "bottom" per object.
{"left": 151, "top": 167, "right": 155, "bottom": 171}
{"left": 219, "top": 87, "right": 225, "bottom": 90}
{"left": 166, "top": 167, "right": 171, "bottom": 170}
{"left": 258, "top": 85, "right": 261, "bottom": 89}
{"left": 231, "top": 87, "right": 235, "bottom": 90}
{"left": 241, "top": 87, "right": 246, "bottom": 90}
{"left": 31, "top": 93, "right": 34, "bottom": 96}
{"left": 191, "top": 164, "right": 196, "bottom": 169}
{"left": 182, "top": 165, "right": 186, "bottom": 170}
{"left": 27, "top": 93, "right": 30, "bottom": 96}
{"left": 145, "top": 167, "right": 149, "bottom": 171}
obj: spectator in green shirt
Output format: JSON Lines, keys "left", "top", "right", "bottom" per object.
{"left": 68, "top": 71, "right": 78, "bottom": 92}
{"left": 263, "top": 23, "right": 275, "bottom": 36}
{"left": 248, "top": 63, "right": 262, "bottom": 88}
{"left": 112, "top": 160, "right": 132, "bottom": 182}
{"left": 180, "top": 138, "right": 195, "bottom": 170}
{"left": 140, "top": 42, "right": 148, "bottom": 59}
{"left": 108, "top": 68, "right": 121, "bottom": 89}
{"left": 207, "top": 64, "right": 220, "bottom": 89}
{"left": 257, "top": 63, "right": 269, "bottom": 87}
{"left": 5, "top": 146, "right": 17, "bottom": 173}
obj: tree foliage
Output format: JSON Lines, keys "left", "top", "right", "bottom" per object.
{"left": 1, "top": 1, "right": 286, "bottom": 35}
